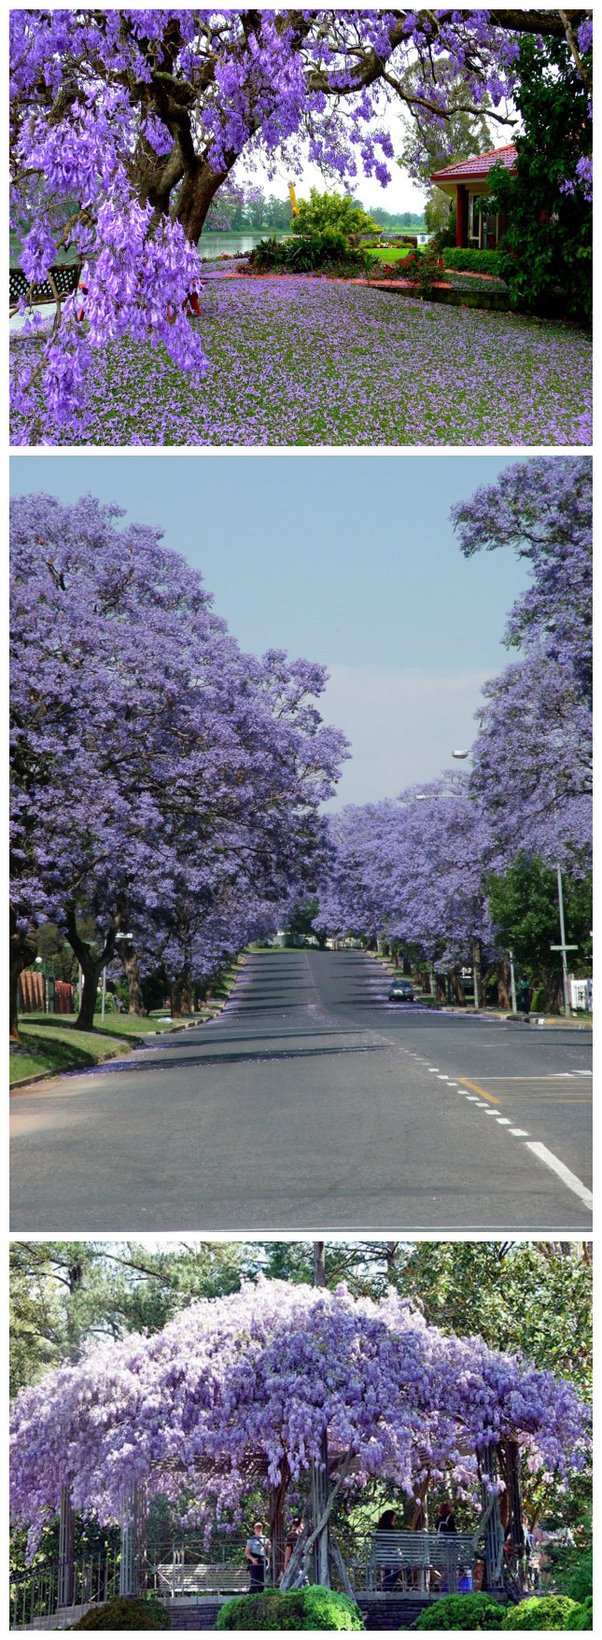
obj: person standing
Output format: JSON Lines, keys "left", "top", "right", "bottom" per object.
{"left": 245, "top": 1521, "right": 270, "bottom": 1593}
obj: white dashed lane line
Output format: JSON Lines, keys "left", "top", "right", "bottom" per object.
{"left": 426, "top": 1064, "right": 591, "bottom": 1212}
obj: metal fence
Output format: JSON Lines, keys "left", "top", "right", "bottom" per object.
{"left": 10, "top": 1552, "right": 120, "bottom": 1630}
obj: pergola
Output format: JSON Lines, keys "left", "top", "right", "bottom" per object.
{"left": 11, "top": 1282, "right": 586, "bottom": 1610}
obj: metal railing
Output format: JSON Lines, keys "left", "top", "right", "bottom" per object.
{"left": 10, "top": 1553, "right": 120, "bottom": 1629}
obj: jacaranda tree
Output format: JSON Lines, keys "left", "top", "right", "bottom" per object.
{"left": 451, "top": 456, "right": 592, "bottom": 872}
{"left": 10, "top": 8, "right": 590, "bottom": 438}
{"left": 10, "top": 493, "right": 347, "bottom": 1035}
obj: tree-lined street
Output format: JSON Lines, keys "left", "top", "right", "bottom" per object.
{"left": 11, "top": 952, "right": 591, "bottom": 1233}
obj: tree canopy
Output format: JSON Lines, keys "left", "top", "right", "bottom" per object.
{"left": 10, "top": 1277, "right": 589, "bottom": 1559}
{"left": 10, "top": 492, "right": 347, "bottom": 1032}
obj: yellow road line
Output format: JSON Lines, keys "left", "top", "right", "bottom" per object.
{"left": 457, "top": 1077, "right": 501, "bottom": 1107}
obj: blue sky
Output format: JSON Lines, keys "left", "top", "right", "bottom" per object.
{"left": 10, "top": 453, "right": 530, "bottom": 807}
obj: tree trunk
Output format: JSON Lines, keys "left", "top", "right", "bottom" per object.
{"left": 171, "top": 967, "right": 194, "bottom": 1016}
{"left": 174, "top": 159, "right": 233, "bottom": 243}
{"left": 10, "top": 914, "right": 37, "bottom": 1041}
{"left": 450, "top": 969, "right": 465, "bottom": 1005}
{"left": 65, "top": 910, "right": 115, "bottom": 1032}
{"left": 119, "top": 942, "right": 146, "bottom": 1016}
{"left": 496, "top": 961, "right": 511, "bottom": 1011}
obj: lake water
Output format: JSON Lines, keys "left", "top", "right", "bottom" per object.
{"left": 198, "top": 230, "right": 289, "bottom": 259}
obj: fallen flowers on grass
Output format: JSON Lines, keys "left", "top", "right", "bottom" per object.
{"left": 10, "top": 279, "right": 592, "bottom": 447}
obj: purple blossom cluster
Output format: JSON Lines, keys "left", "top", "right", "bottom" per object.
{"left": 9, "top": 8, "right": 591, "bottom": 441}
{"left": 10, "top": 279, "right": 592, "bottom": 446}
{"left": 10, "top": 493, "right": 348, "bottom": 1013}
{"left": 10, "top": 1280, "right": 588, "bottom": 1554}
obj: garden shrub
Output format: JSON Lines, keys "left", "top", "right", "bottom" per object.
{"left": 71, "top": 1595, "right": 170, "bottom": 1628}
{"left": 249, "top": 231, "right": 366, "bottom": 275}
{"left": 414, "top": 1593, "right": 503, "bottom": 1629}
{"left": 396, "top": 245, "right": 444, "bottom": 294}
{"left": 501, "top": 1595, "right": 581, "bottom": 1629}
{"left": 442, "top": 248, "right": 504, "bottom": 276}
{"left": 216, "top": 1584, "right": 363, "bottom": 1629}
{"left": 571, "top": 1597, "right": 593, "bottom": 1629}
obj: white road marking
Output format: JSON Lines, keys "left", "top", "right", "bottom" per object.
{"left": 525, "top": 1142, "right": 593, "bottom": 1210}
{"left": 496, "top": 1118, "right": 512, "bottom": 1125}
{"left": 510, "top": 1128, "right": 530, "bottom": 1137}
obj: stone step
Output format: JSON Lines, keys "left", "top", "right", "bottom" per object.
{"left": 359, "top": 1595, "right": 432, "bottom": 1630}
{"left": 168, "top": 1602, "right": 222, "bottom": 1630}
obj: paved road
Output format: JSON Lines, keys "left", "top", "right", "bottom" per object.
{"left": 10, "top": 951, "right": 592, "bottom": 1232}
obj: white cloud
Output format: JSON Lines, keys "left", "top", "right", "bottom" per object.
{"left": 322, "top": 662, "right": 492, "bottom": 807}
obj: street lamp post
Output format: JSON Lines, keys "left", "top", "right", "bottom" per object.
{"left": 508, "top": 949, "right": 517, "bottom": 1014}
{"left": 451, "top": 749, "right": 481, "bottom": 1011}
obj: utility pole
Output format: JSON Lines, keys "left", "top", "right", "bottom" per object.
{"left": 551, "top": 863, "right": 577, "bottom": 1014}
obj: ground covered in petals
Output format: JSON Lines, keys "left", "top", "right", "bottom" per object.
{"left": 11, "top": 277, "right": 592, "bottom": 445}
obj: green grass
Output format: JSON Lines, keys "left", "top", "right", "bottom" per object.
{"left": 364, "top": 245, "right": 414, "bottom": 263}
{"left": 10, "top": 1011, "right": 205, "bottom": 1087}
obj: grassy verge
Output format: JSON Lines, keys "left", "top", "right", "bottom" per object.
{"left": 10, "top": 1011, "right": 204, "bottom": 1087}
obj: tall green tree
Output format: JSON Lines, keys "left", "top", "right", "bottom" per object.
{"left": 486, "top": 28, "right": 592, "bottom": 320}
{"left": 487, "top": 856, "right": 592, "bottom": 1008}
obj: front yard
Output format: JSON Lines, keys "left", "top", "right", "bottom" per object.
{"left": 10, "top": 276, "right": 591, "bottom": 445}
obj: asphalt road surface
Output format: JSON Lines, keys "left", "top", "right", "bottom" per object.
{"left": 11, "top": 951, "right": 592, "bottom": 1232}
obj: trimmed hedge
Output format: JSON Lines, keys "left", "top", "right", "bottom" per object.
{"left": 215, "top": 1585, "right": 364, "bottom": 1629}
{"left": 414, "top": 1593, "right": 503, "bottom": 1629}
{"left": 443, "top": 248, "right": 505, "bottom": 276}
{"left": 71, "top": 1596, "right": 170, "bottom": 1629}
{"left": 501, "top": 1595, "right": 581, "bottom": 1629}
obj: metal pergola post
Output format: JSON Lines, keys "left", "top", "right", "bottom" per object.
{"left": 119, "top": 1482, "right": 146, "bottom": 1597}
{"left": 58, "top": 1484, "right": 75, "bottom": 1609}
{"left": 481, "top": 1445, "right": 505, "bottom": 1592}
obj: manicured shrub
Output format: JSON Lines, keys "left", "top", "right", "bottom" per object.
{"left": 215, "top": 1584, "right": 364, "bottom": 1629}
{"left": 501, "top": 1595, "right": 581, "bottom": 1629}
{"left": 414, "top": 1593, "right": 503, "bottom": 1629}
{"left": 71, "top": 1595, "right": 170, "bottom": 1628}
{"left": 443, "top": 248, "right": 505, "bottom": 276}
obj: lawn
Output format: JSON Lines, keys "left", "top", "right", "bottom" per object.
{"left": 9, "top": 1011, "right": 207, "bottom": 1087}
{"left": 11, "top": 277, "right": 591, "bottom": 444}
{"left": 364, "top": 245, "right": 413, "bottom": 263}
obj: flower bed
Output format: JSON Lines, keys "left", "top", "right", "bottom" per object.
{"left": 10, "top": 276, "right": 591, "bottom": 446}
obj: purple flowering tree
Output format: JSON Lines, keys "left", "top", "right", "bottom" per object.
{"left": 451, "top": 457, "right": 592, "bottom": 871}
{"left": 10, "top": 493, "right": 347, "bottom": 1035}
{"left": 316, "top": 785, "right": 499, "bottom": 1002}
{"left": 10, "top": 1279, "right": 588, "bottom": 1593}
{"left": 10, "top": 8, "right": 588, "bottom": 439}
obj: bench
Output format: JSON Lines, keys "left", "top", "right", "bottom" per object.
{"left": 152, "top": 1562, "right": 249, "bottom": 1597}
{"left": 10, "top": 262, "right": 81, "bottom": 314}
{"left": 366, "top": 1531, "right": 477, "bottom": 1593}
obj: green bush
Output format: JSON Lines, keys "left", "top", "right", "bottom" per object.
{"left": 414, "top": 1593, "right": 503, "bottom": 1629}
{"left": 249, "top": 231, "right": 366, "bottom": 275}
{"left": 443, "top": 248, "right": 504, "bottom": 276}
{"left": 571, "top": 1597, "right": 593, "bottom": 1630}
{"left": 292, "top": 187, "right": 376, "bottom": 239}
{"left": 215, "top": 1585, "right": 364, "bottom": 1630}
{"left": 501, "top": 1595, "right": 581, "bottom": 1630}
{"left": 71, "top": 1596, "right": 170, "bottom": 1629}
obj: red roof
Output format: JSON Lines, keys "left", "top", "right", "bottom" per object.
{"left": 431, "top": 144, "right": 517, "bottom": 183}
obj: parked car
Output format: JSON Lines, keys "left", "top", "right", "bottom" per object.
{"left": 388, "top": 975, "right": 415, "bottom": 1001}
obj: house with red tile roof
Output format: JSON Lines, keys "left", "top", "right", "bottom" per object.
{"left": 430, "top": 144, "right": 516, "bottom": 249}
